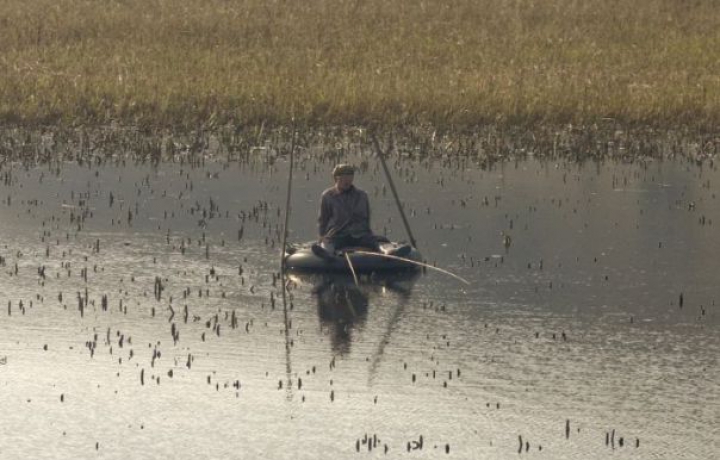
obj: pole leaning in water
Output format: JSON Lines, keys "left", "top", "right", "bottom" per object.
{"left": 279, "top": 124, "right": 296, "bottom": 401}
{"left": 371, "top": 133, "right": 418, "bottom": 249}
{"left": 280, "top": 124, "right": 297, "bottom": 271}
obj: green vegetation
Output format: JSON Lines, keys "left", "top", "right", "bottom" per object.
{"left": 1, "top": 0, "right": 719, "bottom": 130}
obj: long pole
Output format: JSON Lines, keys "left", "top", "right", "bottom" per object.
{"left": 344, "top": 252, "right": 360, "bottom": 287}
{"left": 371, "top": 133, "right": 418, "bottom": 249}
{"left": 280, "top": 125, "right": 297, "bottom": 271}
{"left": 354, "top": 250, "right": 470, "bottom": 285}
{"left": 279, "top": 124, "right": 296, "bottom": 401}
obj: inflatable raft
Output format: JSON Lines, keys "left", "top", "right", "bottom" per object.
{"left": 283, "top": 241, "right": 422, "bottom": 273}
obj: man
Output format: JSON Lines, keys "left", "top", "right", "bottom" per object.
{"left": 312, "top": 164, "right": 409, "bottom": 258}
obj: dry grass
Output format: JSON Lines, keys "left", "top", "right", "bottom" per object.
{"left": 1, "top": 0, "right": 719, "bottom": 129}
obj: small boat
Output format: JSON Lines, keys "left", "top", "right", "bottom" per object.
{"left": 283, "top": 241, "right": 422, "bottom": 273}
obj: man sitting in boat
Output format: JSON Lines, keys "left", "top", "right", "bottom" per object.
{"left": 312, "top": 164, "right": 410, "bottom": 259}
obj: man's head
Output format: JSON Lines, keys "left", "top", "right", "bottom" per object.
{"left": 332, "top": 164, "right": 355, "bottom": 192}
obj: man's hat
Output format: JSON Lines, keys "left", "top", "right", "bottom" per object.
{"left": 332, "top": 164, "right": 355, "bottom": 177}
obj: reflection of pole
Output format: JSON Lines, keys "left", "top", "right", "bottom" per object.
{"left": 280, "top": 281, "right": 293, "bottom": 401}
{"left": 367, "top": 276, "right": 416, "bottom": 385}
{"left": 371, "top": 133, "right": 418, "bottom": 249}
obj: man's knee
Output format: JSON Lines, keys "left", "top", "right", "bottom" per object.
{"left": 359, "top": 235, "right": 381, "bottom": 251}
{"left": 320, "top": 240, "right": 336, "bottom": 253}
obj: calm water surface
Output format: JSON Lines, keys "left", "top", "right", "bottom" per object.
{"left": 0, "top": 150, "right": 718, "bottom": 459}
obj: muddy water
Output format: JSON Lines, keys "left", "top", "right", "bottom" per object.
{"left": 0, "top": 152, "right": 718, "bottom": 459}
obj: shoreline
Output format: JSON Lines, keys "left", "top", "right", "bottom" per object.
{"left": 1, "top": 122, "right": 716, "bottom": 164}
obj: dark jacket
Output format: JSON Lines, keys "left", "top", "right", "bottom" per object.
{"left": 318, "top": 185, "right": 372, "bottom": 240}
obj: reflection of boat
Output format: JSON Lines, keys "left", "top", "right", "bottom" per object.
{"left": 287, "top": 272, "right": 420, "bottom": 355}
{"left": 316, "top": 281, "right": 369, "bottom": 355}
{"left": 284, "top": 241, "right": 422, "bottom": 273}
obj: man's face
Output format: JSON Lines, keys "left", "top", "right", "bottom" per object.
{"left": 334, "top": 174, "right": 354, "bottom": 192}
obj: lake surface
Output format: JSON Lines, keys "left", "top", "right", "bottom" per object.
{"left": 0, "top": 147, "right": 718, "bottom": 459}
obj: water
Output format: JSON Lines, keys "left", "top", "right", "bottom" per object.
{"left": 0, "top": 151, "right": 718, "bottom": 459}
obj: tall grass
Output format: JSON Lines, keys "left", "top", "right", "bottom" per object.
{"left": 1, "top": 0, "right": 719, "bottom": 129}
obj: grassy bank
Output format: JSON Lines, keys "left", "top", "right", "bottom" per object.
{"left": 1, "top": 0, "right": 719, "bottom": 130}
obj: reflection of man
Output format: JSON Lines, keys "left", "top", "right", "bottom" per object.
{"left": 316, "top": 281, "right": 369, "bottom": 355}
{"left": 313, "top": 164, "right": 409, "bottom": 258}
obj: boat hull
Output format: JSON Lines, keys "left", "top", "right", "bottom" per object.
{"left": 283, "top": 242, "right": 421, "bottom": 273}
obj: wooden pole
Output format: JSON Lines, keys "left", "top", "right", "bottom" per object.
{"left": 371, "top": 133, "right": 418, "bottom": 249}
{"left": 354, "top": 250, "right": 470, "bottom": 285}
{"left": 279, "top": 123, "right": 296, "bottom": 401}
{"left": 344, "top": 252, "right": 360, "bottom": 287}
{"left": 280, "top": 125, "right": 297, "bottom": 271}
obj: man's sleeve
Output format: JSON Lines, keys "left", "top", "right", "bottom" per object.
{"left": 318, "top": 193, "right": 330, "bottom": 237}
{"left": 364, "top": 191, "right": 371, "bottom": 227}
